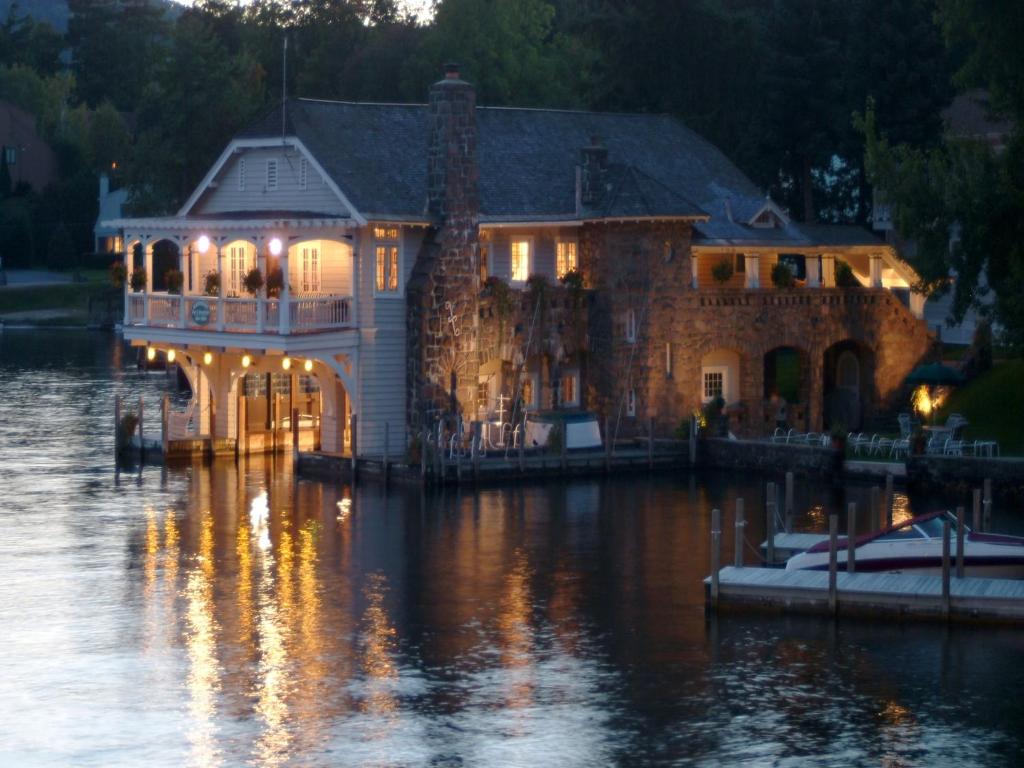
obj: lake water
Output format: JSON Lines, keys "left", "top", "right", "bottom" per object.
{"left": 0, "top": 329, "right": 1022, "bottom": 767}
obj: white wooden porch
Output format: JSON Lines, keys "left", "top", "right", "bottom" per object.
{"left": 125, "top": 293, "right": 353, "bottom": 333}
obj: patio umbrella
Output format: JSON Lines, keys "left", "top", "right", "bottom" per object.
{"left": 905, "top": 362, "right": 966, "bottom": 387}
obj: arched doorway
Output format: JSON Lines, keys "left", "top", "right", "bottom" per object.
{"left": 150, "top": 239, "right": 180, "bottom": 292}
{"left": 823, "top": 340, "right": 873, "bottom": 430}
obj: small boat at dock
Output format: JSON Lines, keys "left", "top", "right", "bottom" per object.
{"left": 785, "top": 510, "right": 1024, "bottom": 579}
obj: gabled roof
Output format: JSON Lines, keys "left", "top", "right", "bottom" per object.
{"left": 238, "top": 99, "right": 766, "bottom": 228}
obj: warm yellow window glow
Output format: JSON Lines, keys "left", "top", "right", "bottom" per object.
{"left": 373, "top": 226, "right": 399, "bottom": 240}
{"left": 376, "top": 246, "right": 399, "bottom": 293}
{"left": 388, "top": 248, "right": 398, "bottom": 290}
{"left": 511, "top": 239, "right": 530, "bottom": 282}
{"left": 556, "top": 240, "right": 577, "bottom": 278}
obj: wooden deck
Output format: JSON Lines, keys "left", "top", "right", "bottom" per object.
{"left": 705, "top": 565, "right": 1024, "bottom": 623}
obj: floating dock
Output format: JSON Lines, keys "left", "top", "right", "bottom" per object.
{"left": 704, "top": 566, "right": 1024, "bottom": 623}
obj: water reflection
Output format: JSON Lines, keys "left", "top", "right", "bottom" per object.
{"left": 1, "top": 330, "right": 1024, "bottom": 767}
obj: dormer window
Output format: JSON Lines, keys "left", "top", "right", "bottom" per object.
{"left": 748, "top": 200, "right": 788, "bottom": 229}
{"left": 754, "top": 210, "right": 775, "bottom": 227}
{"left": 266, "top": 159, "right": 278, "bottom": 191}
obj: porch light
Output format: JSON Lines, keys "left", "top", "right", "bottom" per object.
{"left": 269, "top": 237, "right": 283, "bottom": 256}
{"left": 242, "top": 354, "right": 252, "bottom": 368}
{"left": 304, "top": 359, "right": 313, "bottom": 373}
{"left": 146, "top": 347, "right": 156, "bottom": 361}
{"left": 167, "top": 349, "right": 176, "bottom": 363}
{"left": 203, "top": 351, "right": 213, "bottom": 365}
{"left": 281, "top": 357, "right": 292, "bottom": 371}
{"left": 196, "top": 235, "right": 211, "bottom": 254}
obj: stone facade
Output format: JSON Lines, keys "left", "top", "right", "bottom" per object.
{"left": 407, "top": 65, "right": 481, "bottom": 429}
{"left": 406, "top": 70, "right": 935, "bottom": 441}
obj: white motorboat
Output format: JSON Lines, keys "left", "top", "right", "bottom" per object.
{"left": 785, "top": 510, "right": 1024, "bottom": 579}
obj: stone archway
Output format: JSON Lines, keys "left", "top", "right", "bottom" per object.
{"left": 823, "top": 340, "right": 874, "bottom": 431}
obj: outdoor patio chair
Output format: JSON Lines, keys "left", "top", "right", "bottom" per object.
{"left": 873, "top": 436, "right": 895, "bottom": 457}
{"left": 771, "top": 427, "right": 786, "bottom": 443}
{"left": 973, "top": 440, "right": 1000, "bottom": 457}
{"left": 944, "top": 439, "right": 965, "bottom": 457}
{"left": 849, "top": 433, "right": 874, "bottom": 455}
{"left": 804, "top": 432, "right": 820, "bottom": 445}
{"left": 891, "top": 436, "right": 910, "bottom": 459}
{"left": 897, "top": 413, "right": 913, "bottom": 439}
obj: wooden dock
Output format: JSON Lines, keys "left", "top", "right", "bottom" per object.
{"left": 704, "top": 566, "right": 1024, "bottom": 623}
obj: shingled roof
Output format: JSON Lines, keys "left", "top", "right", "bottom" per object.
{"left": 237, "top": 97, "right": 874, "bottom": 248}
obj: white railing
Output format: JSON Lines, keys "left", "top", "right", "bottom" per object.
{"left": 125, "top": 292, "right": 353, "bottom": 334}
{"left": 290, "top": 296, "right": 351, "bottom": 331}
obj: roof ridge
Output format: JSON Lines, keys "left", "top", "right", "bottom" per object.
{"left": 292, "top": 96, "right": 676, "bottom": 120}
{"left": 296, "top": 97, "right": 428, "bottom": 108}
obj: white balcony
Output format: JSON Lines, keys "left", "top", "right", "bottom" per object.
{"left": 125, "top": 293, "right": 353, "bottom": 334}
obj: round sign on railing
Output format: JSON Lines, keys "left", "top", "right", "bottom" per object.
{"left": 191, "top": 300, "right": 211, "bottom": 326}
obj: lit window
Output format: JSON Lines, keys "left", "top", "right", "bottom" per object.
{"left": 560, "top": 372, "right": 579, "bottom": 406}
{"left": 703, "top": 368, "right": 726, "bottom": 402}
{"left": 374, "top": 226, "right": 400, "bottom": 294}
{"left": 625, "top": 309, "right": 637, "bottom": 343}
{"left": 238, "top": 158, "right": 246, "bottom": 191}
{"left": 556, "top": 240, "right": 577, "bottom": 279}
{"left": 627, "top": 388, "right": 636, "bottom": 416}
{"left": 266, "top": 159, "right": 278, "bottom": 191}
{"left": 479, "top": 243, "right": 489, "bottom": 284}
{"left": 301, "top": 246, "right": 320, "bottom": 293}
{"left": 229, "top": 244, "right": 250, "bottom": 295}
{"left": 298, "top": 157, "right": 308, "bottom": 190}
{"left": 521, "top": 375, "right": 536, "bottom": 409}
{"left": 511, "top": 239, "right": 530, "bottom": 282}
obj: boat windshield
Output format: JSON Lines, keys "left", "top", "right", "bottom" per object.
{"left": 876, "top": 525, "right": 927, "bottom": 542}
{"left": 915, "top": 514, "right": 959, "bottom": 539}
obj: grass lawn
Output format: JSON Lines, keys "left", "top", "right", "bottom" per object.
{"left": 0, "top": 280, "right": 113, "bottom": 319}
{"left": 936, "top": 359, "right": 1024, "bottom": 456}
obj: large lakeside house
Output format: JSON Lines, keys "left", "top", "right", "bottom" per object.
{"left": 107, "top": 65, "right": 932, "bottom": 458}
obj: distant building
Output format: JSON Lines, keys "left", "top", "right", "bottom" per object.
{"left": 0, "top": 99, "right": 57, "bottom": 192}
{"left": 107, "top": 66, "right": 931, "bottom": 457}
{"left": 94, "top": 173, "right": 128, "bottom": 254}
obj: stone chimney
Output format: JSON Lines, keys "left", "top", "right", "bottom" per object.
{"left": 407, "top": 64, "right": 481, "bottom": 430}
{"left": 427, "top": 62, "right": 479, "bottom": 223}
{"left": 580, "top": 136, "right": 608, "bottom": 207}
{"left": 99, "top": 172, "right": 110, "bottom": 201}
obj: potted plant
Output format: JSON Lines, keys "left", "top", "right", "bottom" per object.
{"left": 711, "top": 259, "right": 734, "bottom": 284}
{"left": 130, "top": 268, "right": 147, "bottom": 292}
{"left": 203, "top": 270, "right": 220, "bottom": 297}
{"left": 266, "top": 266, "right": 284, "bottom": 298}
{"left": 164, "top": 269, "right": 184, "bottom": 295}
{"left": 110, "top": 260, "right": 127, "bottom": 289}
{"left": 242, "top": 267, "right": 264, "bottom": 296}
{"left": 771, "top": 262, "right": 795, "bottom": 288}
{"left": 559, "top": 269, "right": 584, "bottom": 292}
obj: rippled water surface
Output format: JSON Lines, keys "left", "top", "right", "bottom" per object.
{"left": 1, "top": 330, "right": 1022, "bottom": 767}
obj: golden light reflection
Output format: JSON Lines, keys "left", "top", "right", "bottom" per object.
{"left": 184, "top": 510, "right": 222, "bottom": 766}
{"left": 143, "top": 506, "right": 158, "bottom": 594}
{"left": 254, "top": 542, "right": 291, "bottom": 766}
{"left": 360, "top": 572, "right": 398, "bottom": 717}
{"left": 878, "top": 699, "right": 920, "bottom": 764}
{"left": 891, "top": 493, "right": 913, "bottom": 526}
{"left": 498, "top": 549, "right": 535, "bottom": 714}
{"left": 805, "top": 503, "right": 826, "bottom": 528}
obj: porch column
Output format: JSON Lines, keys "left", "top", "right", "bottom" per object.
{"left": 122, "top": 239, "right": 132, "bottom": 325}
{"left": 216, "top": 244, "right": 225, "bottom": 331}
{"left": 143, "top": 239, "right": 153, "bottom": 323}
{"left": 869, "top": 254, "right": 883, "bottom": 288}
{"left": 177, "top": 240, "right": 186, "bottom": 328}
{"left": 821, "top": 254, "right": 836, "bottom": 287}
{"left": 744, "top": 254, "right": 760, "bottom": 288}
{"left": 690, "top": 252, "right": 699, "bottom": 289}
{"left": 257, "top": 244, "right": 267, "bottom": 332}
{"left": 279, "top": 248, "right": 291, "bottom": 334}
{"left": 909, "top": 291, "right": 926, "bottom": 319}
{"left": 805, "top": 255, "right": 821, "bottom": 287}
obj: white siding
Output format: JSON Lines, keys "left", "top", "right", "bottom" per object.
{"left": 196, "top": 147, "right": 348, "bottom": 216}
{"left": 353, "top": 226, "right": 425, "bottom": 456}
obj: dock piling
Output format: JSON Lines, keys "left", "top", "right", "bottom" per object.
{"left": 688, "top": 414, "right": 696, "bottom": 465}
{"left": 956, "top": 505, "right": 965, "bottom": 579}
{"left": 710, "top": 508, "right": 721, "bottom": 607}
{"left": 420, "top": 428, "right": 427, "bottom": 481}
{"left": 471, "top": 422, "right": 479, "bottom": 480}
{"left": 561, "top": 421, "right": 568, "bottom": 470}
{"left": 604, "top": 416, "right": 612, "bottom": 472}
{"left": 983, "top": 478, "right": 993, "bottom": 531}
{"left": 973, "top": 488, "right": 982, "bottom": 532}
{"left": 138, "top": 397, "right": 145, "bottom": 461}
{"left": 828, "top": 514, "right": 838, "bottom": 614}
{"left": 942, "top": 519, "right": 951, "bottom": 616}
{"left": 884, "top": 473, "right": 894, "bottom": 527}
{"left": 114, "top": 394, "right": 121, "bottom": 456}
{"left": 784, "top": 472, "right": 794, "bottom": 532}
{"left": 292, "top": 408, "right": 299, "bottom": 470}
{"left": 734, "top": 498, "right": 745, "bottom": 568}
{"left": 766, "top": 497, "right": 776, "bottom": 566}
{"left": 383, "top": 422, "right": 390, "bottom": 484}
{"left": 871, "top": 486, "right": 881, "bottom": 531}
{"left": 518, "top": 414, "right": 525, "bottom": 473}
{"left": 847, "top": 502, "right": 856, "bottom": 574}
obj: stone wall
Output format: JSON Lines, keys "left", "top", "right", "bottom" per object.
{"left": 907, "top": 455, "right": 1024, "bottom": 505}
{"left": 699, "top": 437, "right": 842, "bottom": 477}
